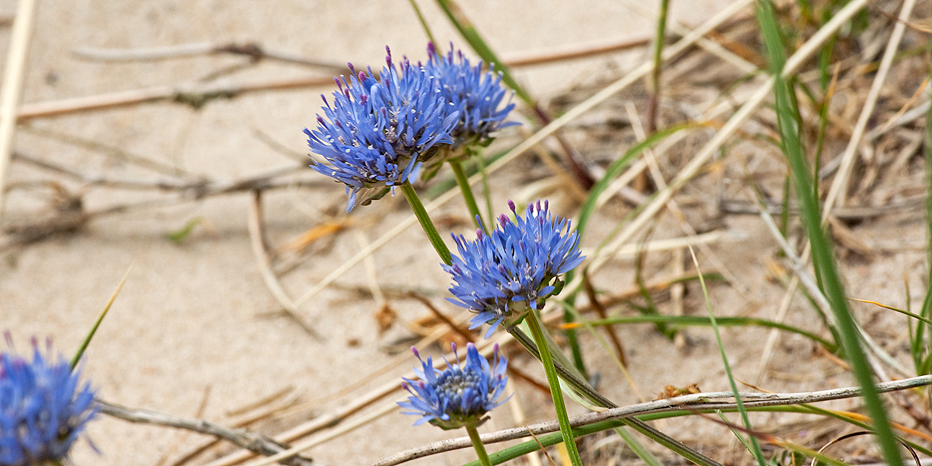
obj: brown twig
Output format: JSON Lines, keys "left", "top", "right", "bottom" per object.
{"left": 96, "top": 398, "right": 318, "bottom": 466}
{"left": 581, "top": 271, "right": 627, "bottom": 367}
{"left": 531, "top": 104, "right": 595, "bottom": 190}
{"left": 1, "top": 154, "right": 325, "bottom": 249}
{"left": 169, "top": 387, "right": 303, "bottom": 466}
{"left": 370, "top": 375, "right": 932, "bottom": 466}
{"left": 407, "top": 291, "right": 474, "bottom": 342}
{"left": 17, "top": 74, "right": 337, "bottom": 120}
{"left": 73, "top": 41, "right": 348, "bottom": 72}
{"left": 502, "top": 35, "right": 652, "bottom": 67}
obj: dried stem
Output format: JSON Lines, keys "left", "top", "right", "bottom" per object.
{"left": 247, "top": 190, "right": 320, "bottom": 338}
{"left": 17, "top": 75, "right": 336, "bottom": 120}
{"left": 96, "top": 398, "right": 318, "bottom": 466}
{"left": 371, "top": 375, "right": 932, "bottom": 466}
{"left": 73, "top": 41, "right": 347, "bottom": 72}
{"left": 821, "top": 0, "right": 919, "bottom": 215}
{"left": 0, "top": 0, "right": 39, "bottom": 221}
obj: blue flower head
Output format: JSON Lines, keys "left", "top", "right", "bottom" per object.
{"left": 399, "top": 342, "right": 510, "bottom": 430}
{"left": 0, "top": 337, "right": 98, "bottom": 466}
{"left": 444, "top": 200, "right": 585, "bottom": 338}
{"left": 305, "top": 46, "right": 461, "bottom": 212}
{"left": 424, "top": 42, "right": 518, "bottom": 149}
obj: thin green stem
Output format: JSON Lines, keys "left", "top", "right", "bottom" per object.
{"left": 475, "top": 154, "right": 494, "bottom": 225}
{"left": 449, "top": 159, "right": 486, "bottom": 230}
{"left": 524, "top": 309, "right": 583, "bottom": 466}
{"left": 407, "top": 0, "right": 436, "bottom": 44}
{"left": 400, "top": 182, "right": 452, "bottom": 266}
{"left": 508, "top": 326, "right": 724, "bottom": 466}
{"left": 466, "top": 424, "right": 492, "bottom": 466}
{"left": 756, "top": 1, "right": 903, "bottom": 465}
{"left": 647, "top": 0, "right": 670, "bottom": 133}
{"left": 692, "top": 248, "right": 766, "bottom": 466}
{"left": 72, "top": 267, "right": 130, "bottom": 369}
{"left": 434, "top": 0, "right": 531, "bottom": 104}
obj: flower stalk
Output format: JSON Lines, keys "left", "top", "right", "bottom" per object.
{"left": 525, "top": 309, "right": 584, "bottom": 466}
{"left": 466, "top": 424, "right": 493, "bottom": 466}
{"left": 400, "top": 182, "right": 452, "bottom": 266}
{"left": 448, "top": 158, "right": 486, "bottom": 231}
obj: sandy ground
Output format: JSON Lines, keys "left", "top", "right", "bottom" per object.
{"left": 1, "top": 1, "right": 928, "bottom": 466}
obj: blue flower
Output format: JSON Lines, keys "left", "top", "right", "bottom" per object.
{"left": 399, "top": 342, "right": 509, "bottom": 430}
{"left": 305, "top": 46, "right": 461, "bottom": 212}
{"left": 444, "top": 200, "right": 585, "bottom": 338}
{"left": 424, "top": 42, "right": 518, "bottom": 149}
{"left": 0, "top": 339, "right": 98, "bottom": 466}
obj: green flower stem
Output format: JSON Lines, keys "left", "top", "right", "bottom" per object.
{"left": 401, "top": 182, "right": 453, "bottom": 266}
{"left": 466, "top": 423, "right": 493, "bottom": 466}
{"left": 524, "top": 309, "right": 584, "bottom": 466}
{"left": 475, "top": 154, "right": 495, "bottom": 224}
{"left": 508, "top": 326, "right": 724, "bottom": 466}
{"left": 448, "top": 159, "right": 486, "bottom": 231}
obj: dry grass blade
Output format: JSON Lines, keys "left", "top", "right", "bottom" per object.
{"left": 73, "top": 41, "right": 348, "bottom": 71}
{"left": 370, "top": 376, "right": 932, "bottom": 466}
{"left": 821, "top": 0, "right": 920, "bottom": 216}
{"left": 812, "top": 431, "right": 922, "bottom": 466}
{"left": 17, "top": 74, "right": 337, "bottom": 120}
{"left": 247, "top": 190, "right": 320, "bottom": 338}
{"left": 204, "top": 329, "right": 509, "bottom": 466}
{"left": 503, "top": 35, "right": 652, "bottom": 67}
{"left": 0, "top": 0, "right": 39, "bottom": 220}
{"left": 572, "top": 0, "right": 868, "bottom": 288}
{"left": 97, "top": 399, "right": 317, "bottom": 466}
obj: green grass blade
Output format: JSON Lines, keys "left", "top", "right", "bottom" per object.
{"left": 71, "top": 266, "right": 130, "bottom": 369}
{"left": 851, "top": 298, "right": 932, "bottom": 327}
{"left": 919, "top": 30, "right": 932, "bottom": 374}
{"left": 460, "top": 418, "right": 628, "bottom": 466}
{"left": 756, "top": 1, "right": 904, "bottom": 464}
{"left": 690, "top": 246, "right": 766, "bottom": 466}
{"left": 407, "top": 0, "right": 436, "bottom": 44}
{"left": 165, "top": 216, "right": 204, "bottom": 243}
{"left": 570, "top": 315, "right": 836, "bottom": 352}
{"left": 612, "top": 425, "right": 664, "bottom": 466}
{"left": 433, "top": 0, "right": 531, "bottom": 104}
{"left": 507, "top": 326, "right": 723, "bottom": 466}
{"left": 646, "top": 0, "right": 670, "bottom": 132}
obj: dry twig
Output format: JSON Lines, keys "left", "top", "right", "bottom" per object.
{"left": 371, "top": 375, "right": 932, "bottom": 466}
{"left": 97, "top": 398, "right": 318, "bottom": 466}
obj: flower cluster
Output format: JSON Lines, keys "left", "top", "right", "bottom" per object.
{"left": 399, "top": 342, "right": 509, "bottom": 430}
{"left": 444, "top": 200, "right": 585, "bottom": 338}
{"left": 424, "top": 42, "right": 517, "bottom": 149}
{"left": 0, "top": 341, "right": 98, "bottom": 466}
{"left": 305, "top": 47, "right": 459, "bottom": 212}
{"left": 305, "top": 44, "right": 515, "bottom": 211}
